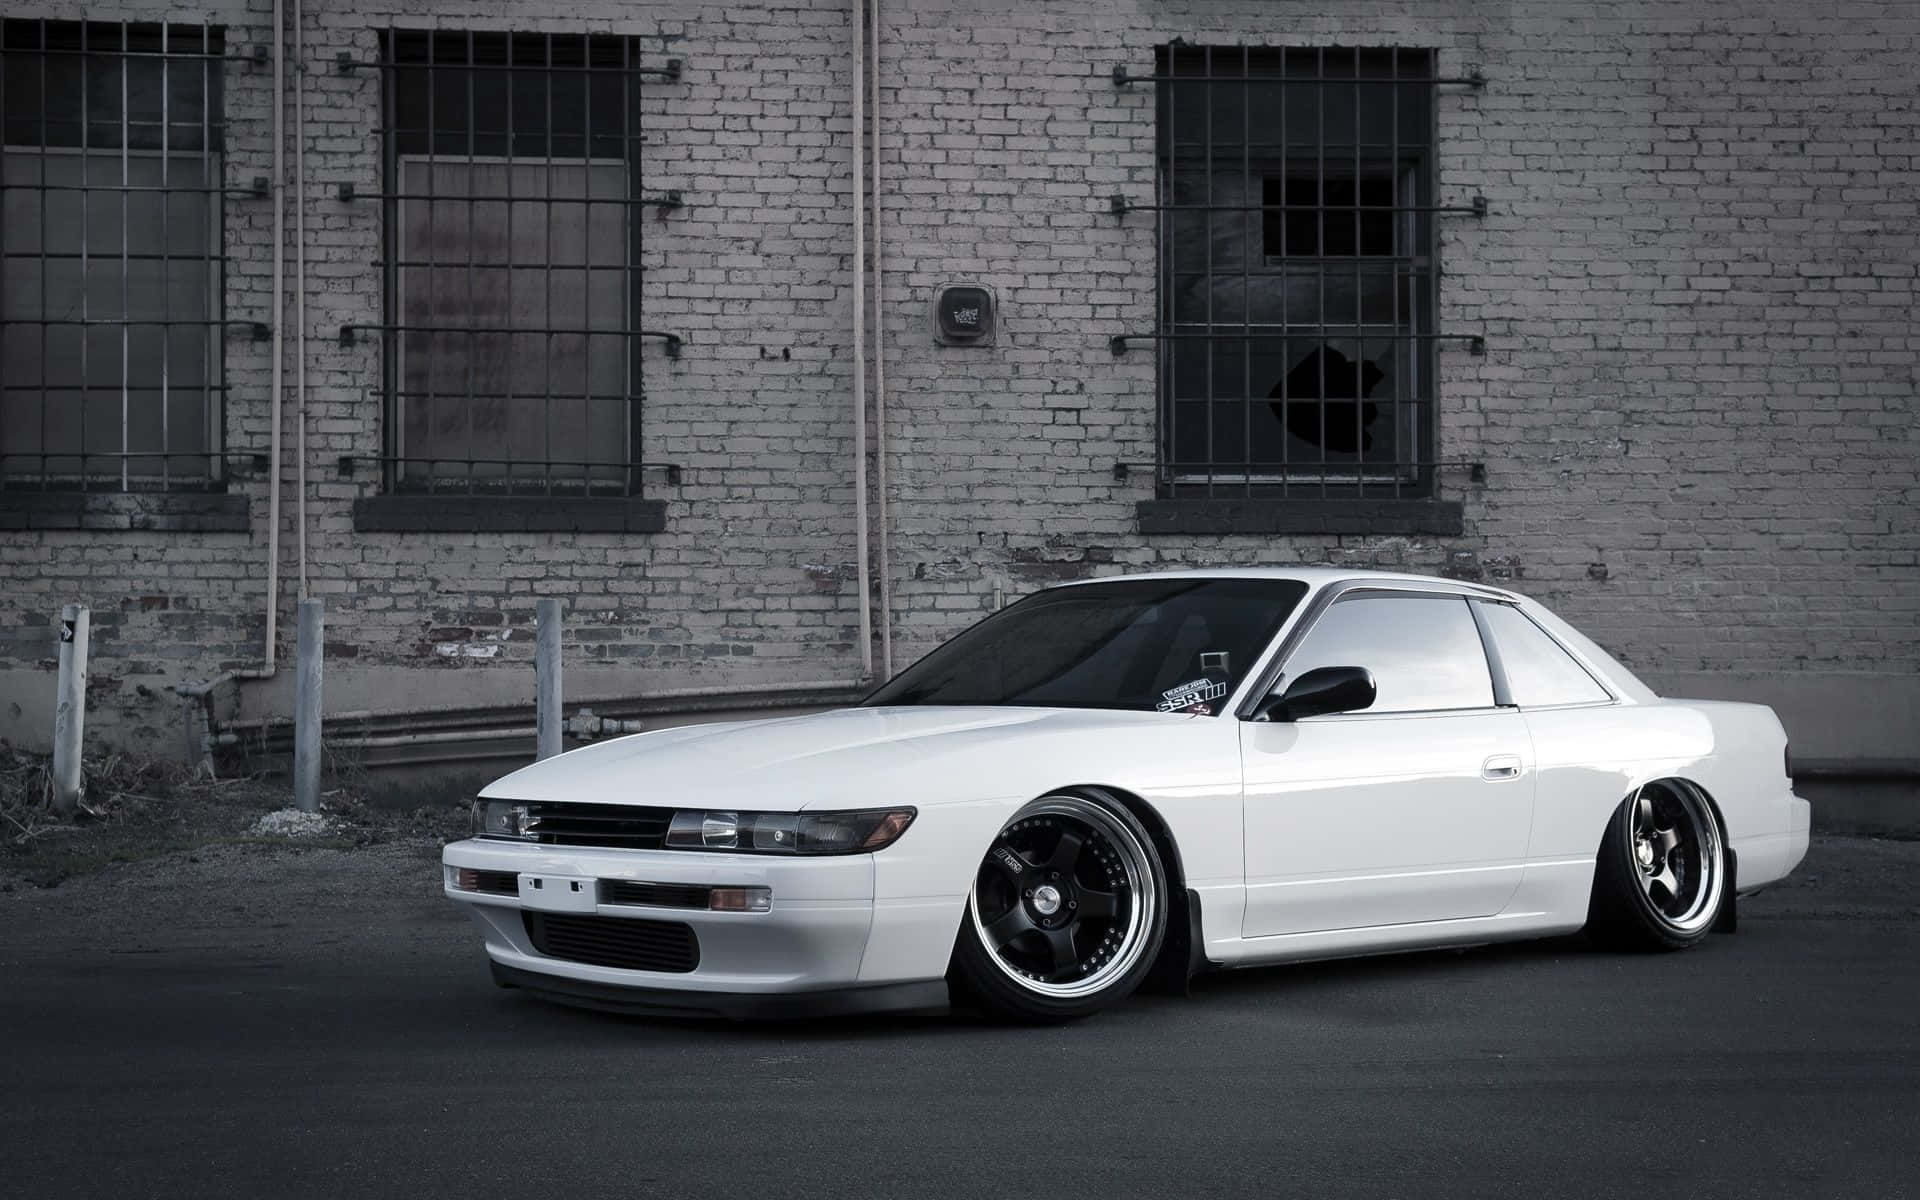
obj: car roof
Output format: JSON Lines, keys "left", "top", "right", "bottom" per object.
{"left": 1047, "top": 566, "right": 1521, "bottom": 600}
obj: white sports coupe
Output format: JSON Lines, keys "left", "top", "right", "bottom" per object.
{"left": 443, "top": 569, "right": 1811, "bottom": 1022}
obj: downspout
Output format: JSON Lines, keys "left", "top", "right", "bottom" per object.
{"left": 293, "top": 0, "right": 309, "bottom": 599}
{"left": 850, "top": 0, "right": 873, "bottom": 677}
{"left": 263, "top": 0, "right": 286, "bottom": 666}
{"left": 868, "top": 0, "right": 893, "bottom": 679}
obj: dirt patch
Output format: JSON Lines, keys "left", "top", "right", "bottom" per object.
{"left": 0, "top": 747, "right": 469, "bottom": 890}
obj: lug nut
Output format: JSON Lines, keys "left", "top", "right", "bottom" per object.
{"left": 1023, "top": 888, "right": 1033, "bottom": 898}
{"left": 1068, "top": 900, "right": 1077, "bottom": 910}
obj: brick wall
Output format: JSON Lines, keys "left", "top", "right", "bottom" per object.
{"left": 1, "top": 0, "right": 1915, "bottom": 762}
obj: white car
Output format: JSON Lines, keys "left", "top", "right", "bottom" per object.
{"left": 443, "top": 569, "right": 1811, "bottom": 1022}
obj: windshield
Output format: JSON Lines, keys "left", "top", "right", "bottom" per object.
{"left": 863, "top": 577, "right": 1308, "bottom": 715}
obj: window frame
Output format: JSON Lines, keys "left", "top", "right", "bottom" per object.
{"left": 1152, "top": 43, "right": 1441, "bottom": 501}
{"left": 1468, "top": 598, "right": 1619, "bottom": 711}
{"left": 1233, "top": 579, "right": 1518, "bottom": 720}
{"left": 0, "top": 19, "right": 228, "bottom": 496}
{"left": 372, "top": 28, "right": 649, "bottom": 499}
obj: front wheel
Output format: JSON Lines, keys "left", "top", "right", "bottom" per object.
{"left": 1586, "top": 779, "right": 1728, "bottom": 950}
{"left": 950, "top": 792, "right": 1168, "bottom": 1022}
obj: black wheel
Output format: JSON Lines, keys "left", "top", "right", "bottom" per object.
{"left": 950, "top": 791, "right": 1168, "bottom": 1022}
{"left": 1586, "top": 779, "right": 1729, "bottom": 951}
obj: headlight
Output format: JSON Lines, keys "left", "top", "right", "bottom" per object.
{"left": 664, "top": 808, "right": 916, "bottom": 855}
{"left": 471, "top": 799, "right": 531, "bottom": 839}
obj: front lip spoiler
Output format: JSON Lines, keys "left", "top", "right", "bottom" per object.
{"left": 489, "top": 961, "right": 949, "bottom": 1021}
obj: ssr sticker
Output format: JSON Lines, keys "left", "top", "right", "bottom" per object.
{"left": 1156, "top": 677, "right": 1228, "bottom": 712}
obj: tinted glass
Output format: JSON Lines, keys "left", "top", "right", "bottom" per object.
{"left": 864, "top": 578, "right": 1309, "bottom": 715}
{"left": 1477, "top": 601, "right": 1610, "bottom": 707}
{"left": 1282, "top": 593, "right": 1494, "bottom": 713}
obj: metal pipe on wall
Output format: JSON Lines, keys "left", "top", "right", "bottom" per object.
{"left": 262, "top": 0, "right": 286, "bottom": 673}
{"left": 869, "top": 0, "right": 894, "bottom": 679}
{"left": 293, "top": 0, "right": 309, "bottom": 600}
{"left": 850, "top": 0, "right": 874, "bottom": 678}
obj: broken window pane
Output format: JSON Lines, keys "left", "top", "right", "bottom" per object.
{"left": 1157, "top": 45, "right": 1435, "bottom": 489}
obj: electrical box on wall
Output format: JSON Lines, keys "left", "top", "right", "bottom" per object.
{"left": 933, "top": 284, "right": 995, "bottom": 346}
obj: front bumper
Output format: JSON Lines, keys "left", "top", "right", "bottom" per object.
{"left": 442, "top": 837, "right": 951, "bottom": 1016}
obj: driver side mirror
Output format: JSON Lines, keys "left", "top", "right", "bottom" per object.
{"left": 1254, "top": 665, "right": 1377, "bottom": 723}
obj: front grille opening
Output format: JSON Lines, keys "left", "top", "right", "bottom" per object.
{"left": 600, "top": 879, "right": 713, "bottom": 910}
{"left": 455, "top": 867, "right": 519, "bottom": 896}
{"left": 479, "top": 801, "right": 676, "bottom": 849}
{"left": 522, "top": 911, "right": 700, "bottom": 974}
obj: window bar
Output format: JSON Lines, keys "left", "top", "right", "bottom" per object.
{"left": 1158, "top": 45, "right": 1174, "bottom": 489}
{"left": 580, "top": 31, "right": 593, "bottom": 500}
{"left": 543, "top": 32, "right": 557, "bottom": 497}
{"left": 1316, "top": 46, "right": 1327, "bottom": 499}
{"left": 1428, "top": 52, "right": 1443, "bottom": 502}
{"left": 1352, "top": 49, "right": 1364, "bottom": 499}
{"left": 79, "top": 20, "right": 90, "bottom": 488}
{"left": 1389, "top": 46, "right": 1401, "bottom": 501}
{"left": 1277, "top": 44, "right": 1288, "bottom": 496}
{"left": 1240, "top": 44, "right": 1252, "bottom": 500}
{"left": 380, "top": 32, "right": 399, "bottom": 493}
{"left": 464, "top": 28, "right": 479, "bottom": 496}
{"left": 121, "top": 26, "right": 131, "bottom": 492}
{"left": 160, "top": 22, "right": 171, "bottom": 492}
{"left": 1202, "top": 44, "right": 1214, "bottom": 499}
{"left": 626, "top": 33, "right": 641, "bottom": 497}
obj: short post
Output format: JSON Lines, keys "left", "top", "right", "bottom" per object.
{"left": 51, "top": 603, "right": 90, "bottom": 816}
{"left": 536, "top": 598, "right": 562, "bottom": 761}
{"left": 293, "top": 598, "right": 324, "bottom": 813}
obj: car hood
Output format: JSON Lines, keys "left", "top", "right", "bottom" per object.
{"left": 478, "top": 704, "right": 1212, "bottom": 810}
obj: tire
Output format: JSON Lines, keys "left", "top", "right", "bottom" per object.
{"left": 1585, "top": 779, "right": 1729, "bottom": 951}
{"left": 950, "top": 791, "right": 1169, "bottom": 1022}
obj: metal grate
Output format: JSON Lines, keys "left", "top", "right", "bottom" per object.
{"left": 1116, "top": 46, "right": 1485, "bottom": 499}
{"left": 340, "top": 30, "right": 682, "bottom": 497}
{"left": 600, "top": 879, "right": 713, "bottom": 910}
{"left": 475, "top": 800, "right": 677, "bottom": 850}
{"left": 522, "top": 910, "right": 700, "bottom": 973}
{"left": 1, "top": 20, "right": 229, "bottom": 492}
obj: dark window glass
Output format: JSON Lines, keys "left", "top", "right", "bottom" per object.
{"left": 1, "top": 21, "right": 224, "bottom": 491}
{"left": 380, "top": 30, "right": 642, "bottom": 494}
{"left": 866, "top": 578, "right": 1309, "bottom": 715}
{"left": 1282, "top": 594, "right": 1494, "bottom": 713}
{"left": 1158, "top": 46, "right": 1435, "bottom": 491}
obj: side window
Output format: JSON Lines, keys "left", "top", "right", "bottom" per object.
{"left": 1283, "top": 594, "right": 1495, "bottom": 714}
{"left": 1476, "top": 602, "right": 1611, "bottom": 707}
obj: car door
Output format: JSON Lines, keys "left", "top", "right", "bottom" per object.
{"left": 1238, "top": 589, "right": 1536, "bottom": 938}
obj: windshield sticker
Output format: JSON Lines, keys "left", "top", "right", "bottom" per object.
{"left": 1156, "top": 677, "right": 1228, "bottom": 712}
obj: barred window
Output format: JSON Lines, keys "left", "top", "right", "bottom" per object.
{"left": 1158, "top": 46, "right": 1437, "bottom": 496}
{"left": 1, "top": 20, "right": 225, "bottom": 492}
{"left": 374, "top": 30, "right": 647, "bottom": 495}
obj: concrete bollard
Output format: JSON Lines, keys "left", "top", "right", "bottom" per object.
{"left": 536, "top": 598, "right": 562, "bottom": 761}
{"left": 51, "top": 603, "right": 90, "bottom": 816}
{"left": 294, "top": 598, "right": 323, "bottom": 812}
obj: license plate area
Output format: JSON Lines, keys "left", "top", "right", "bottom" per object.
{"left": 518, "top": 873, "right": 598, "bottom": 913}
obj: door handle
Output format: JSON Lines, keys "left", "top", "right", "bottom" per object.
{"left": 1482, "top": 754, "right": 1523, "bottom": 781}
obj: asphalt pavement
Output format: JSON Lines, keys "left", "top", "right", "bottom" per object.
{"left": 3, "top": 834, "right": 1916, "bottom": 1199}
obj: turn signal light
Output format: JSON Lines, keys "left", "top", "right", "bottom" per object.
{"left": 709, "top": 887, "right": 773, "bottom": 912}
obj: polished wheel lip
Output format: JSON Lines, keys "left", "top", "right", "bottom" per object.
{"left": 1627, "top": 779, "right": 1724, "bottom": 934}
{"left": 969, "top": 795, "right": 1159, "bottom": 1000}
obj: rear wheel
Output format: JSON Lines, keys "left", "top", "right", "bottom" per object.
{"left": 1586, "top": 779, "right": 1728, "bottom": 950}
{"left": 950, "top": 792, "right": 1167, "bottom": 1022}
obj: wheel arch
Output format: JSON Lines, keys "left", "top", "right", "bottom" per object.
{"left": 1586, "top": 774, "right": 1738, "bottom": 933}
{"left": 1049, "top": 782, "right": 1211, "bottom": 992}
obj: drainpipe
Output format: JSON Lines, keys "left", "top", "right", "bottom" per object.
{"left": 850, "top": 0, "right": 873, "bottom": 677}
{"left": 262, "top": 0, "right": 286, "bottom": 669}
{"left": 868, "top": 0, "right": 893, "bottom": 679}
{"left": 293, "top": 0, "right": 309, "bottom": 600}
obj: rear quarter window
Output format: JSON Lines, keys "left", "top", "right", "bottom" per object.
{"left": 1477, "top": 602, "right": 1612, "bottom": 707}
